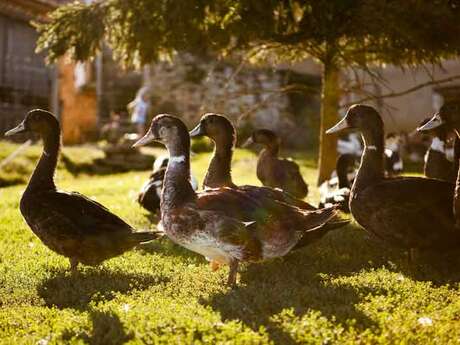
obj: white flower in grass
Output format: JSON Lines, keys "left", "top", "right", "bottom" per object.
{"left": 37, "top": 336, "right": 50, "bottom": 345}
{"left": 418, "top": 317, "right": 433, "bottom": 326}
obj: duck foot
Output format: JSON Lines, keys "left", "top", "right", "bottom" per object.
{"left": 226, "top": 260, "right": 239, "bottom": 287}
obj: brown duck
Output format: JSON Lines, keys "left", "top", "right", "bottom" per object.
{"left": 244, "top": 129, "right": 309, "bottom": 199}
{"left": 5, "top": 109, "right": 159, "bottom": 272}
{"left": 133, "top": 114, "right": 338, "bottom": 286}
{"left": 327, "top": 104, "right": 460, "bottom": 258}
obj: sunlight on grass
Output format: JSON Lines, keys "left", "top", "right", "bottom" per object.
{"left": 0, "top": 141, "right": 459, "bottom": 344}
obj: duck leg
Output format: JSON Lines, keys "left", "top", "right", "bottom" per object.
{"left": 69, "top": 258, "right": 79, "bottom": 274}
{"left": 226, "top": 259, "right": 239, "bottom": 287}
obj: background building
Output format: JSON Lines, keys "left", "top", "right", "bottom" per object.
{"left": 0, "top": 0, "right": 59, "bottom": 135}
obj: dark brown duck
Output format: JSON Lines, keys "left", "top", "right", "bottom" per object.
{"left": 5, "top": 110, "right": 159, "bottom": 272}
{"left": 327, "top": 104, "right": 460, "bottom": 254}
{"left": 419, "top": 117, "right": 458, "bottom": 182}
{"left": 244, "top": 129, "right": 309, "bottom": 199}
{"left": 318, "top": 153, "right": 356, "bottom": 212}
{"left": 133, "top": 114, "right": 338, "bottom": 286}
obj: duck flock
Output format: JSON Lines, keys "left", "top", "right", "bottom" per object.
{"left": 4, "top": 103, "right": 460, "bottom": 286}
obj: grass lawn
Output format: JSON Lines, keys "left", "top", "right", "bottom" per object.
{"left": 1, "top": 140, "right": 460, "bottom": 344}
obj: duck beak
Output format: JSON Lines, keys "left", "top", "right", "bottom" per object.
{"left": 241, "top": 137, "right": 254, "bottom": 148}
{"left": 417, "top": 113, "right": 444, "bottom": 132}
{"left": 189, "top": 123, "right": 205, "bottom": 138}
{"left": 326, "top": 117, "right": 349, "bottom": 134}
{"left": 132, "top": 129, "right": 157, "bottom": 148}
{"left": 4, "top": 121, "right": 26, "bottom": 137}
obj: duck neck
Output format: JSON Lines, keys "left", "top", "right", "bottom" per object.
{"left": 27, "top": 128, "right": 60, "bottom": 193}
{"left": 204, "top": 137, "right": 235, "bottom": 188}
{"left": 352, "top": 127, "right": 385, "bottom": 194}
{"left": 263, "top": 143, "right": 279, "bottom": 157}
{"left": 161, "top": 138, "right": 196, "bottom": 211}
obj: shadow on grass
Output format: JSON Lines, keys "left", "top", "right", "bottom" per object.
{"left": 399, "top": 250, "right": 460, "bottom": 285}
{"left": 61, "top": 310, "right": 134, "bottom": 344}
{"left": 37, "top": 268, "right": 168, "bottom": 310}
{"left": 202, "top": 225, "right": 460, "bottom": 344}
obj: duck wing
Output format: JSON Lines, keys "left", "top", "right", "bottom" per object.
{"left": 40, "top": 191, "right": 158, "bottom": 242}
{"left": 352, "top": 177, "right": 458, "bottom": 249}
{"left": 21, "top": 191, "right": 158, "bottom": 265}
{"left": 197, "top": 187, "right": 338, "bottom": 232}
{"left": 238, "top": 185, "right": 316, "bottom": 210}
{"left": 197, "top": 187, "right": 269, "bottom": 221}
{"left": 41, "top": 191, "right": 134, "bottom": 232}
{"left": 209, "top": 216, "right": 261, "bottom": 262}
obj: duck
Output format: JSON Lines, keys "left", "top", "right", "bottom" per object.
{"left": 5, "top": 109, "right": 160, "bottom": 272}
{"left": 418, "top": 117, "right": 458, "bottom": 182}
{"left": 189, "top": 113, "right": 350, "bottom": 249}
{"left": 384, "top": 133, "right": 403, "bottom": 177}
{"left": 138, "top": 155, "right": 198, "bottom": 213}
{"left": 243, "top": 129, "right": 309, "bottom": 199}
{"left": 326, "top": 104, "right": 460, "bottom": 257}
{"left": 133, "top": 114, "right": 339, "bottom": 286}
{"left": 318, "top": 153, "right": 356, "bottom": 212}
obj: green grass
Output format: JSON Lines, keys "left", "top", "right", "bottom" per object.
{"left": 1, "top": 141, "right": 460, "bottom": 344}
{"left": 0, "top": 141, "right": 105, "bottom": 187}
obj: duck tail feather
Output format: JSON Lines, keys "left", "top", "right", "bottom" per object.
{"left": 131, "top": 230, "right": 164, "bottom": 243}
{"left": 321, "top": 218, "right": 351, "bottom": 231}
{"left": 300, "top": 206, "right": 338, "bottom": 227}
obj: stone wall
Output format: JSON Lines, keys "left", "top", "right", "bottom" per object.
{"left": 146, "top": 54, "right": 321, "bottom": 148}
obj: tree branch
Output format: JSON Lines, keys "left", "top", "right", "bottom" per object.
{"left": 343, "top": 74, "right": 460, "bottom": 107}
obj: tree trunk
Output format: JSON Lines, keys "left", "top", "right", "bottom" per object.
{"left": 317, "top": 62, "right": 340, "bottom": 186}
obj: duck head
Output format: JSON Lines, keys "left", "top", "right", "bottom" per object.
{"left": 5, "top": 109, "right": 59, "bottom": 138}
{"left": 418, "top": 117, "right": 450, "bottom": 141}
{"left": 133, "top": 114, "right": 190, "bottom": 152}
{"left": 418, "top": 104, "right": 460, "bottom": 136}
{"left": 190, "top": 113, "right": 236, "bottom": 146}
{"left": 326, "top": 104, "right": 383, "bottom": 136}
{"left": 243, "top": 129, "right": 280, "bottom": 149}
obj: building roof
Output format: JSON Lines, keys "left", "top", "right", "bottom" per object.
{"left": 0, "top": 0, "right": 62, "bottom": 22}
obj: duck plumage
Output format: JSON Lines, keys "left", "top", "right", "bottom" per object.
{"left": 5, "top": 109, "right": 159, "bottom": 271}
